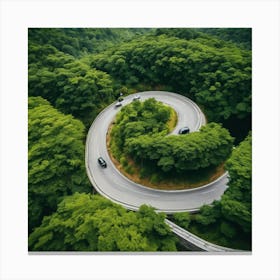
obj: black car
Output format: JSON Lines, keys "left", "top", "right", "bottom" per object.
{"left": 97, "top": 157, "right": 107, "bottom": 168}
{"left": 178, "top": 127, "right": 190, "bottom": 134}
{"left": 115, "top": 101, "right": 122, "bottom": 108}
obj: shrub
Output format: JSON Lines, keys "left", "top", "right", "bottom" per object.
{"left": 150, "top": 173, "right": 160, "bottom": 184}
{"left": 124, "top": 164, "right": 134, "bottom": 175}
{"left": 120, "top": 156, "right": 128, "bottom": 167}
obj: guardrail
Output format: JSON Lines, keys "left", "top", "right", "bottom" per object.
{"left": 165, "top": 219, "right": 244, "bottom": 252}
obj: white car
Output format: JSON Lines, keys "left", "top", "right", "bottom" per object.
{"left": 132, "top": 95, "right": 141, "bottom": 101}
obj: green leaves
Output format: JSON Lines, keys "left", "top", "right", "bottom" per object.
{"left": 194, "top": 133, "right": 252, "bottom": 243}
{"left": 221, "top": 133, "right": 252, "bottom": 233}
{"left": 195, "top": 203, "right": 221, "bottom": 226}
{"left": 90, "top": 32, "right": 251, "bottom": 123}
{"left": 220, "top": 195, "right": 251, "bottom": 233}
{"left": 29, "top": 194, "right": 177, "bottom": 252}
{"left": 172, "top": 212, "right": 191, "bottom": 229}
{"left": 28, "top": 97, "right": 91, "bottom": 233}
{"left": 29, "top": 43, "right": 115, "bottom": 127}
{"left": 126, "top": 123, "right": 234, "bottom": 173}
{"left": 111, "top": 97, "right": 233, "bottom": 174}
{"left": 110, "top": 98, "right": 171, "bottom": 161}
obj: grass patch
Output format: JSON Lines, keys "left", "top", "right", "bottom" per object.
{"left": 166, "top": 107, "right": 178, "bottom": 133}
{"left": 124, "top": 161, "right": 225, "bottom": 190}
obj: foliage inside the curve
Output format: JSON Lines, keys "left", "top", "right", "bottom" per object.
{"left": 110, "top": 98, "right": 233, "bottom": 174}
{"left": 108, "top": 97, "right": 234, "bottom": 190}
{"left": 110, "top": 98, "right": 172, "bottom": 160}
{"left": 125, "top": 122, "right": 233, "bottom": 173}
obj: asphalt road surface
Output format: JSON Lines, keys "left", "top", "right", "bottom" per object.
{"left": 85, "top": 91, "right": 229, "bottom": 213}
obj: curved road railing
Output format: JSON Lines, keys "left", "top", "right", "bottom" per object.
{"left": 165, "top": 219, "right": 245, "bottom": 252}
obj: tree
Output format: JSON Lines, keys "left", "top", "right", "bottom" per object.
{"left": 29, "top": 28, "right": 151, "bottom": 57}
{"left": 28, "top": 97, "right": 91, "bottom": 233}
{"left": 221, "top": 132, "right": 252, "bottom": 233}
{"left": 198, "top": 28, "right": 252, "bottom": 50}
{"left": 90, "top": 32, "right": 251, "bottom": 124}
{"left": 126, "top": 122, "right": 234, "bottom": 173}
{"left": 172, "top": 212, "right": 191, "bottom": 229}
{"left": 110, "top": 98, "right": 171, "bottom": 160}
{"left": 225, "top": 132, "right": 252, "bottom": 203}
{"left": 195, "top": 202, "right": 221, "bottom": 226}
{"left": 28, "top": 193, "right": 178, "bottom": 251}
{"left": 194, "top": 133, "right": 252, "bottom": 245}
{"left": 28, "top": 43, "right": 115, "bottom": 127}
{"left": 54, "top": 61, "right": 114, "bottom": 126}
{"left": 110, "top": 98, "right": 233, "bottom": 174}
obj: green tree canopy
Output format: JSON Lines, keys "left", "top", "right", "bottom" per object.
{"left": 110, "top": 98, "right": 172, "bottom": 160}
{"left": 29, "top": 28, "right": 152, "bottom": 57}
{"left": 197, "top": 28, "right": 252, "bottom": 50}
{"left": 221, "top": 132, "right": 252, "bottom": 232}
{"left": 172, "top": 212, "right": 191, "bottom": 229}
{"left": 28, "top": 96, "right": 91, "bottom": 233}
{"left": 126, "top": 122, "right": 234, "bottom": 173}
{"left": 90, "top": 34, "right": 251, "bottom": 123}
{"left": 194, "top": 133, "right": 252, "bottom": 242}
{"left": 28, "top": 193, "right": 177, "bottom": 251}
{"left": 29, "top": 44, "right": 115, "bottom": 127}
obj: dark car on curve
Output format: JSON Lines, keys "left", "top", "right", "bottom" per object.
{"left": 97, "top": 157, "right": 107, "bottom": 168}
{"left": 178, "top": 127, "right": 190, "bottom": 134}
{"left": 115, "top": 101, "right": 122, "bottom": 108}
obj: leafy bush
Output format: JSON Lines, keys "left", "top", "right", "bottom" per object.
{"left": 29, "top": 194, "right": 178, "bottom": 251}
{"left": 172, "top": 212, "right": 191, "bottom": 229}
{"left": 110, "top": 98, "right": 171, "bottom": 158}
{"left": 90, "top": 34, "right": 251, "bottom": 123}
{"left": 124, "top": 165, "right": 135, "bottom": 175}
{"left": 120, "top": 156, "right": 128, "bottom": 167}
{"left": 126, "top": 123, "right": 234, "bottom": 173}
{"left": 28, "top": 97, "right": 91, "bottom": 233}
{"left": 191, "top": 133, "right": 252, "bottom": 249}
{"left": 150, "top": 174, "right": 160, "bottom": 184}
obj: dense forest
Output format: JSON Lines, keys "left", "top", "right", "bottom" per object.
{"left": 171, "top": 133, "right": 252, "bottom": 249}
{"left": 29, "top": 194, "right": 177, "bottom": 251}
{"left": 28, "top": 28, "right": 252, "bottom": 251}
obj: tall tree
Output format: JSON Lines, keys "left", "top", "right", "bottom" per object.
{"left": 90, "top": 33, "right": 251, "bottom": 125}
{"left": 221, "top": 132, "right": 252, "bottom": 232}
{"left": 29, "top": 43, "right": 115, "bottom": 127}
{"left": 194, "top": 133, "right": 252, "bottom": 247}
{"left": 126, "top": 122, "right": 234, "bottom": 173}
{"left": 28, "top": 97, "right": 91, "bottom": 233}
{"left": 28, "top": 193, "right": 178, "bottom": 251}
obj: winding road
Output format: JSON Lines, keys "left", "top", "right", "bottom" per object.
{"left": 85, "top": 91, "right": 229, "bottom": 213}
